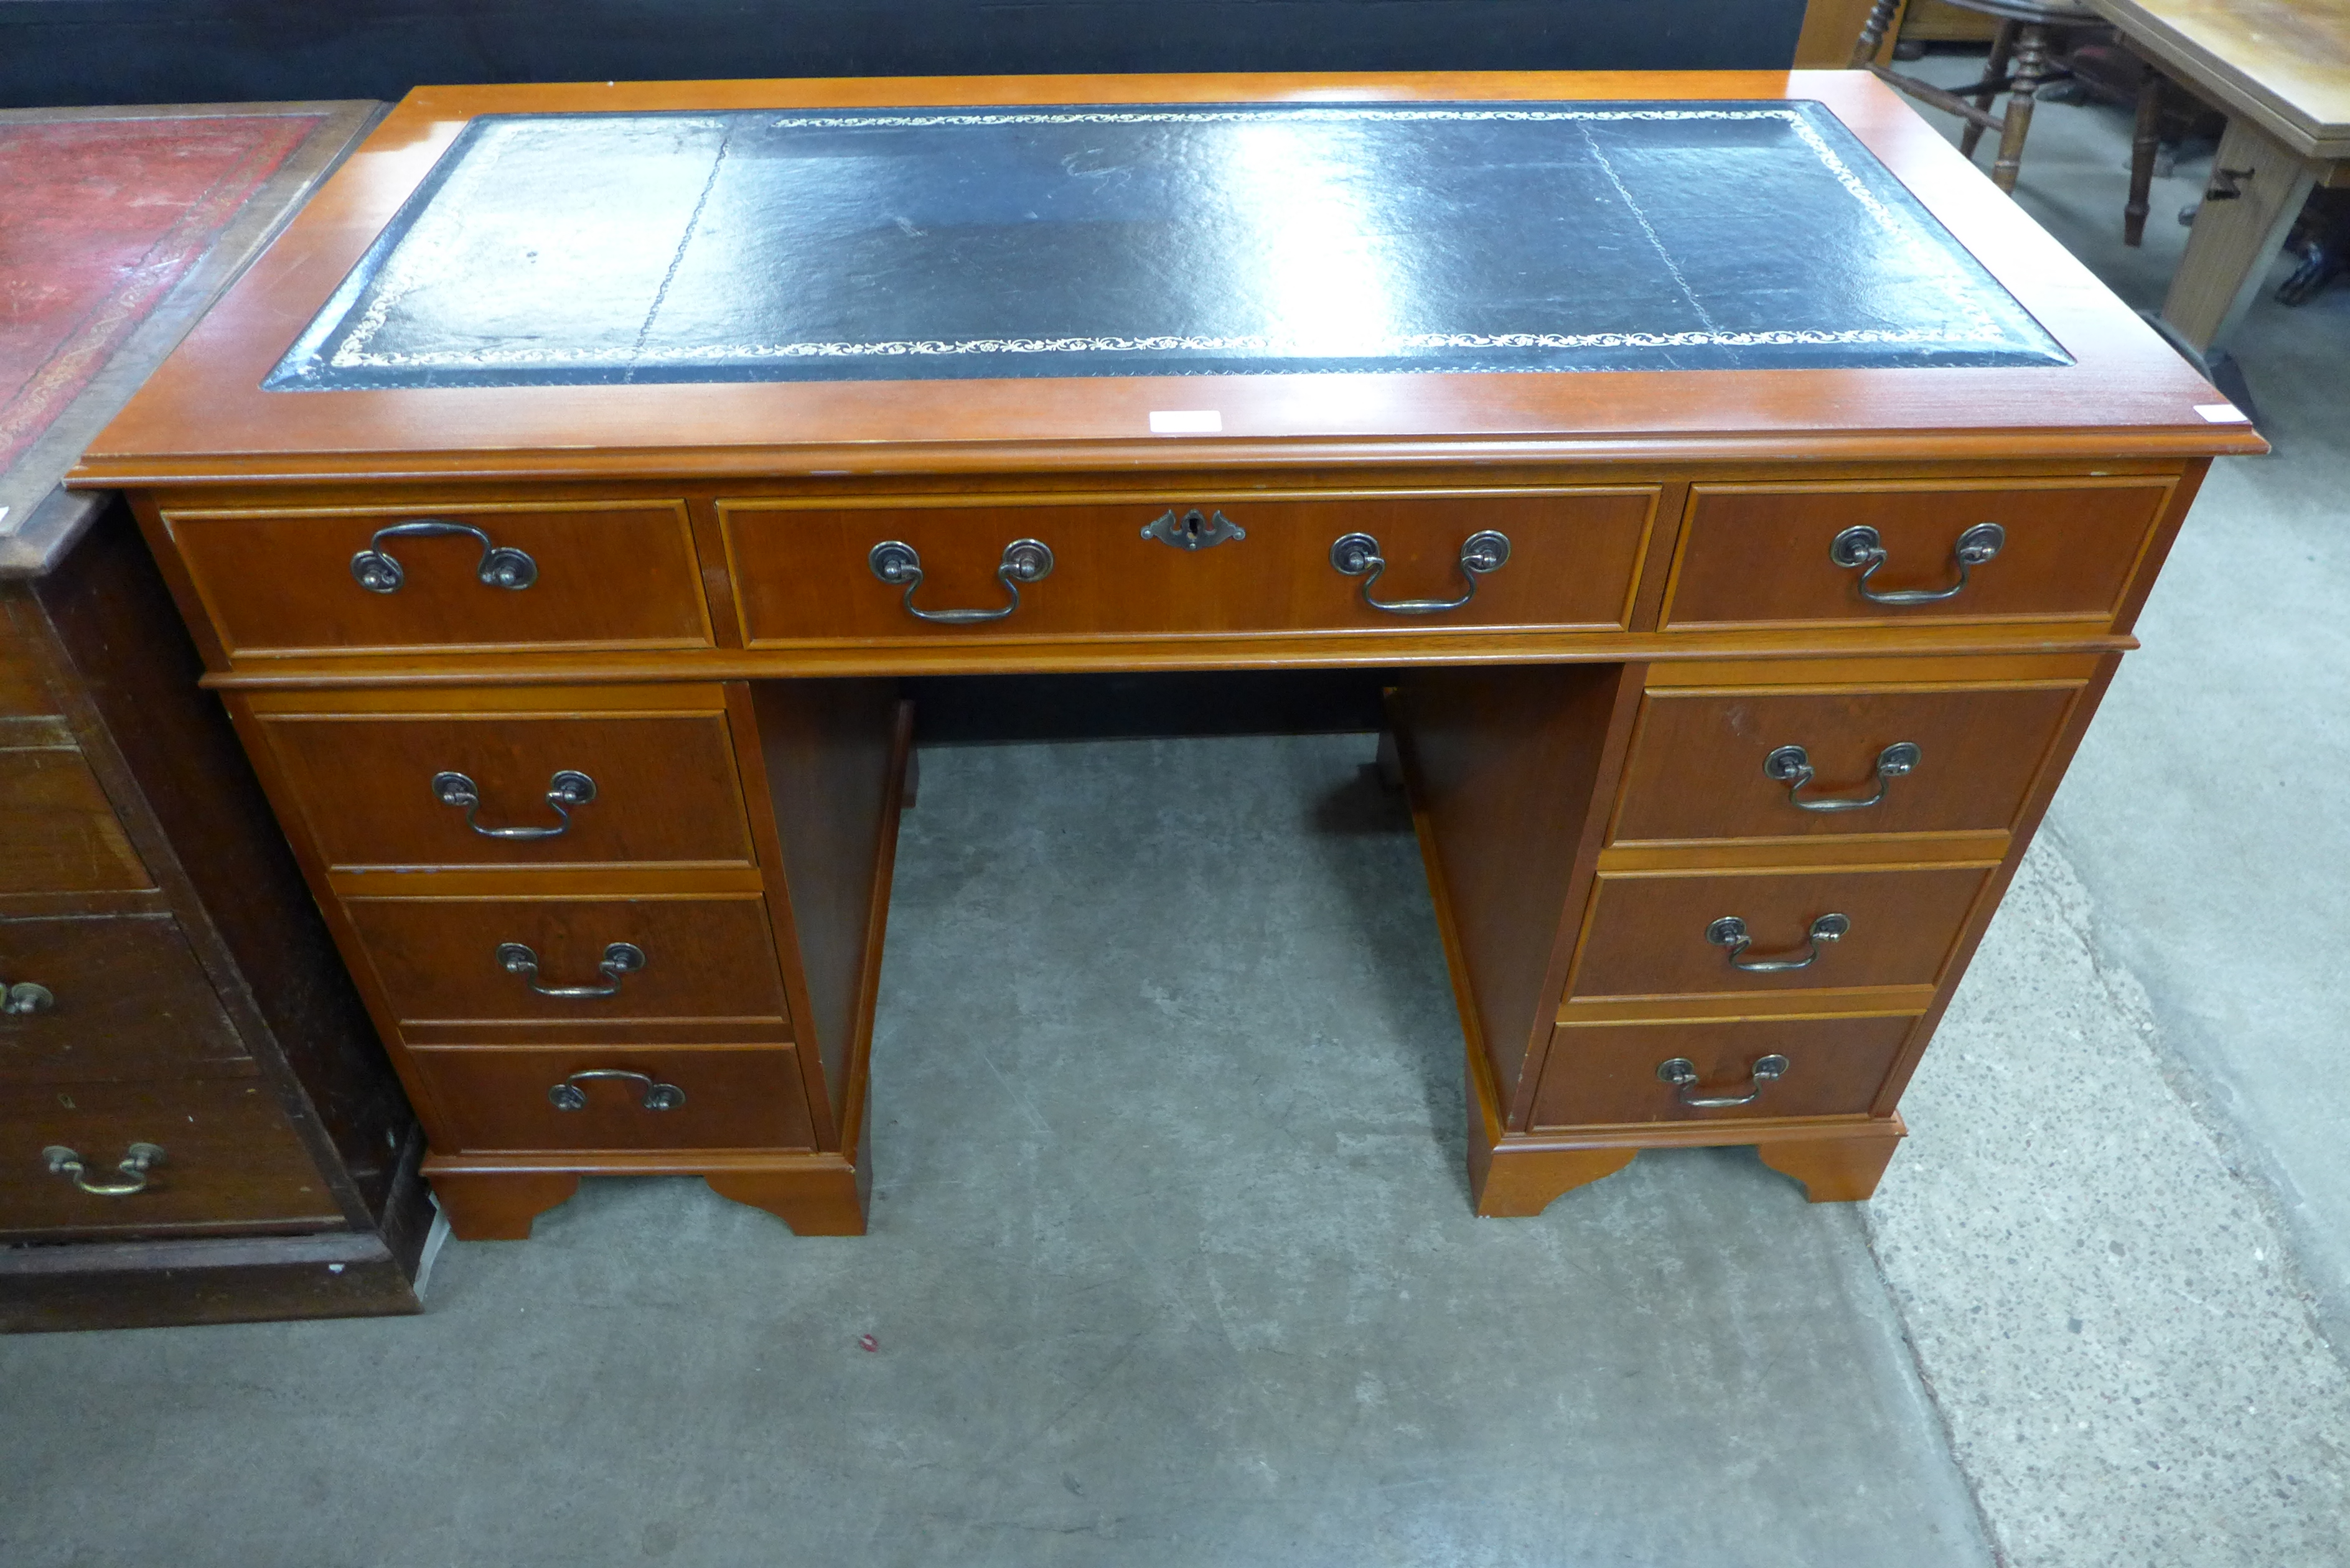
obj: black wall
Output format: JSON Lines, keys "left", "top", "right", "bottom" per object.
{"left": 0, "top": 0, "right": 1809, "bottom": 109}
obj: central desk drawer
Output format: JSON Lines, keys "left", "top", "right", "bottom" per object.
{"left": 162, "top": 501, "right": 712, "bottom": 657}
{"left": 254, "top": 702, "right": 757, "bottom": 871}
{"left": 408, "top": 1043, "right": 816, "bottom": 1152}
{"left": 1568, "top": 864, "right": 1993, "bottom": 1000}
{"left": 719, "top": 488, "right": 1657, "bottom": 642}
{"left": 1662, "top": 480, "right": 2171, "bottom": 629}
{"left": 343, "top": 894, "right": 790, "bottom": 1029}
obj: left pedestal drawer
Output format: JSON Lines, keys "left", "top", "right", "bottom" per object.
{"left": 344, "top": 894, "right": 792, "bottom": 1032}
{"left": 408, "top": 1044, "right": 816, "bottom": 1153}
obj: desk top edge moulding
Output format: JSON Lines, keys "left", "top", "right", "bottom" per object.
{"left": 71, "top": 72, "right": 2263, "bottom": 488}
{"left": 67, "top": 72, "right": 2261, "bottom": 1241}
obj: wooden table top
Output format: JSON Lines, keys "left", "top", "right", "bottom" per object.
{"left": 2089, "top": 0, "right": 2350, "bottom": 162}
{"left": 72, "top": 72, "right": 2263, "bottom": 488}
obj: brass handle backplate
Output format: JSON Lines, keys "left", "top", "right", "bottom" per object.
{"left": 1706, "top": 913, "right": 1849, "bottom": 973}
{"left": 869, "top": 538, "right": 1054, "bottom": 623}
{"left": 1330, "top": 530, "right": 1510, "bottom": 614}
{"left": 433, "top": 770, "right": 596, "bottom": 839}
{"left": 1829, "top": 523, "right": 2003, "bottom": 605}
{"left": 1141, "top": 508, "right": 1245, "bottom": 551}
{"left": 1764, "top": 742, "right": 1921, "bottom": 813}
{"left": 548, "top": 1068, "right": 685, "bottom": 1111}
{"left": 351, "top": 519, "right": 538, "bottom": 594}
{"left": 1657, "top": 1055, "right": 1789, "bottom": 1109}
{"left": 44, "top": 1142, "right": 165, "bottom": 1197}
{"left": 497, "top": 941, "right": 645, "bottom": 999}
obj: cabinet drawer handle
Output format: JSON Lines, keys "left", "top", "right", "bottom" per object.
{"left": 1, "top": 979, "right": 54, "bottom": 1015}
{"left": 1829, "top": 522, "right": 2003, "bottom": 605}
{"left": 43, "top": 1142, "right": 165, "bottom": 1197}
{"left": 351, "top": 520, "right": 538, "bottom": 594}
{"left": 1331, "top": 530, "right": 1510, "bottom": 614}
{"left": 1657, "top": 1055, "right": 1789, "bottom": 1109}
{"left": 1705, "top": 913, "right": 1848, "bottom": 972}
{"left": 433, "top": 770, "right": 596, "bottom": 839}
{"left": 868, "top": 538, "right": 1054, "bottom": 623}
{"left": 497, "top": 941, "right": 645, "bottom": 999}
{"left": 548, "top": 1068, "right": 685, "bottom": 1111}
{"left": 1764, "top": 742, "right": 1921, "bottom": 813}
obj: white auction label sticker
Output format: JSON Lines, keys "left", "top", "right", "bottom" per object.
{"left": 1149, "top": 409, "right": 1223, "bottom": 434}
{"left": 2194, "top": 402, "right": 2250, "bottom": 422}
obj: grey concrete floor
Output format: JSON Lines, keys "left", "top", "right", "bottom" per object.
{"left": 3, "top": 738, "right": 1992, "bottom": 1567}
{"left": 7, "top": 60, "right": 2350, "bottom": 1568}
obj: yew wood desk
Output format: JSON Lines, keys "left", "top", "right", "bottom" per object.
{"left": 72, "top": 70, "right": 2263, "bottom": 1242}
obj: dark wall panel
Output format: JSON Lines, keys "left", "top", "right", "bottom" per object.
{"left": 1, "top": 1, "right": 1809, "bottom": 110}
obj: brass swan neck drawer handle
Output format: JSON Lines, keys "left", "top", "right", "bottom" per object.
{"left": 497, "top": 941, "right": 645, "bottom": 999}
{"left": 869, "top": 538, "right": 1054, "bottom": 623}
{"left": 548, "top": 1069, "right": 685, "bottom": 1111}
{"left": 1142, "top": 507, "right": 1245, "bottom": 551}
{"left": 1330, "top": 530, "right": 1510, "bottom": 614}
{"left": 351, "top": 519, "right": 538, "bottom": 594}
{"left": 1657, "top": 1055, "right": 1789, "bottom": 1109}
{"left": 1764, "top": 742, "right": 1921, "bottom": 813}
{"left": 44, "top": 1142, "right": 165, "bottom": 1197}
{"left": 1, "top": 979, "right": 54, "bottom": 1015}
{"left": 1829, "top": 522, "right": 2003, "bottom": 605}
{"left": 433, "top": 770, "right": 596, "bottom": 839}
{"left": 1706, "top": 913, "right": 1848, "bottom": 972}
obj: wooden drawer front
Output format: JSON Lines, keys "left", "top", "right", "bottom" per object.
{"left": 0, "top": 718, "right": 151, "bottom": 894}
{"left": 722, "top": 489, "right": 1655, "bottom": 643}
{"left": 164, "top": 502, "right": 711, "bottom": 657}
{"left": 1611, "top": 683, "right": 2079, "bottom": 844}
{"left": 258, "top": 709, "right": 756, "bottom": 871}
{"left": 344, "top": 895, "right": 789, "bottom": 1029}
{"left": 0, "top": 917, "right": 245, "bottom": 1080}
{"left": 1663, "top": 482, "right": 2170, "bottom": 628}
{"left": 1569, "top": 864, "right": 1993, "bottom": 1000}
{"left": 0, "top": 1078, "right": 335, "bottom": 1239}
{"left": 410, "top": 1045, "right": 814, "bottom": 1153}
{"left": 1533, "top": 1014, "right": 1916, "bottom": 1129}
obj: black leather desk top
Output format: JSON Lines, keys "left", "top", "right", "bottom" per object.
{"left": 269, "top": 101, "right": 2069, "bottom": 389}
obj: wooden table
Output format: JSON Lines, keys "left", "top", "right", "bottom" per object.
{"left": 72, "top": 71, "right": 2260, "bottom": 1243}
{"left": 2089, "top": 0, "right": 2350, "bottom": 351}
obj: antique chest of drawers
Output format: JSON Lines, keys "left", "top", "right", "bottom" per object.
{"left": 72, "top": 72, "right": 2261, "bottom": 1237}
{"left": 1, "top": 505, "right": 428, "bottom": 1325}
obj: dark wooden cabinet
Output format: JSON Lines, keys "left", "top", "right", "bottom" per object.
{"left": 0, "top": 502, "right": 430, "bottom": 1331}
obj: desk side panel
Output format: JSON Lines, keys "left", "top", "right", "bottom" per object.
{"left": 1393, "top": 663, "right": 1642, "bottom": 1124}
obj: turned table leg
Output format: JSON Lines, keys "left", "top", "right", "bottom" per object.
{"left": 428, "top": 1170, "right": 581, "bottom": 1239}
{"left": 2127, "top": 58, "right": 2164, "bottom": 246}
{"left": 1989, "top": 24, "right": 2051, "bottom": 195}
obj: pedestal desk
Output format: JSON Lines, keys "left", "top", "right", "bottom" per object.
{"left": 72, "top": 71, "right": 2262, "bottom": 1241}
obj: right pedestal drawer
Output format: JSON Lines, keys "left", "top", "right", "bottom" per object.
{"left": 1610, "top": 681, "right": 2082, "bottom": 845}
{"left": 1533, "top": 1014, "right": 1917, "bottom": 1129}
{"left": 1566, "top": 863, "right": 1995, "bottom": 1002}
